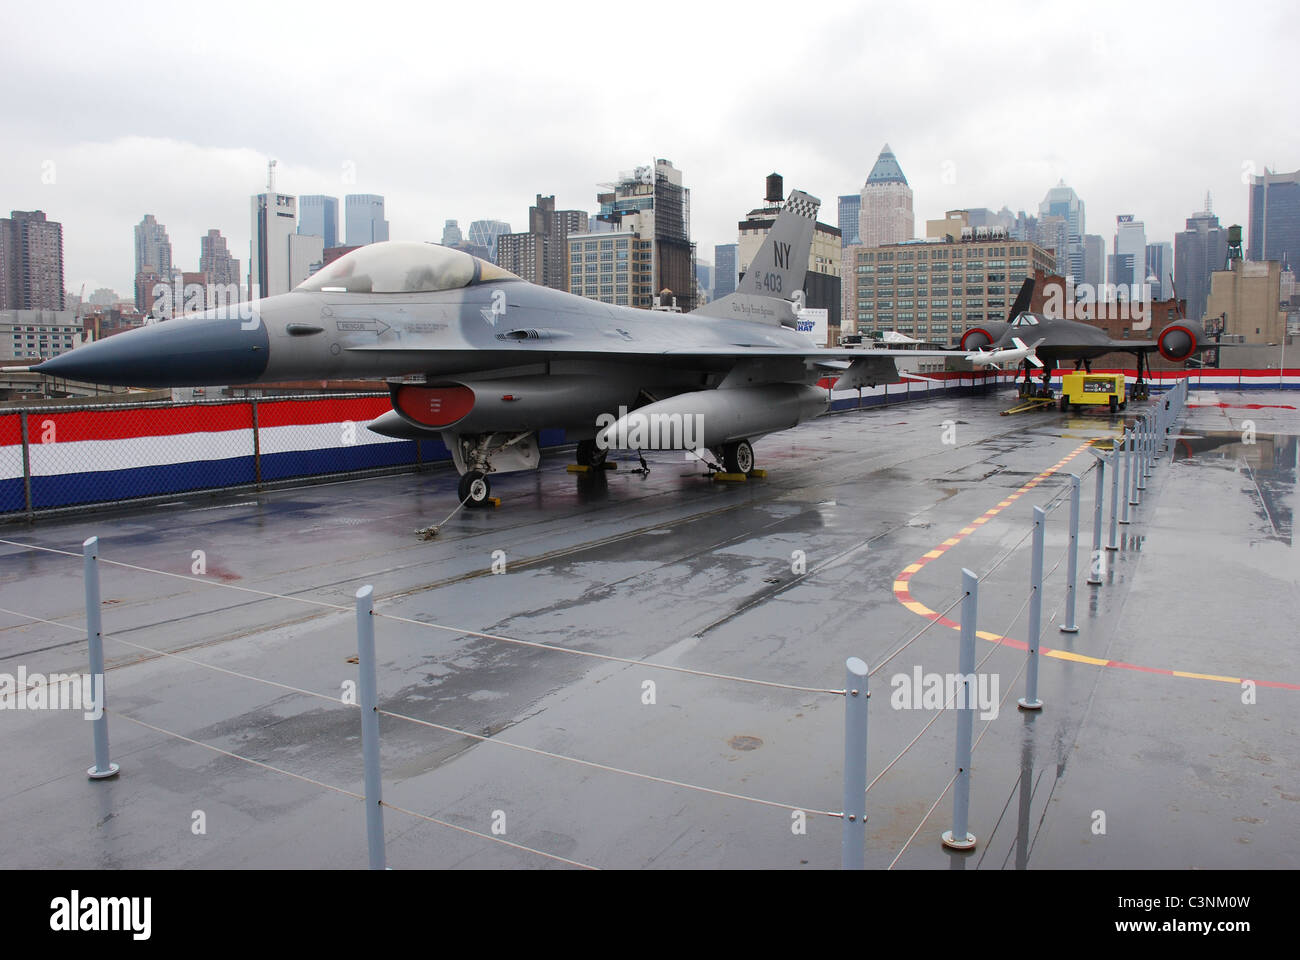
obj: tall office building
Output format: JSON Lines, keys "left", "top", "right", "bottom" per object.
{"left": 858, "top": 144, "right": 914, "bottom": 248}
{"left": 837, "top": 194, "right": 861, "bottom": 248}
{"left": 577, "top": 159, "right": 695, "bottom": 311}
{"left": 1037, "top": 215, "right": 1070, "bottom": 275}
{"left": 695, "top": 260, "right": 712, "bottom": 303}
{"left": 1083, "top": 234, "right": 1105, "bottom": 289}
{"left": 498, "top": 195, "right": 588, "bottom": 290}
{"left": 1110, "top": 215, "right": 1147, "bottom": 293}
{"left": 467, "top": 219, "right": 511, "bottom": 263}
{"left": 298, "top": 195, "right": 339, "bottom": 250}
{"left": 1205, "top": 258, "right": 1286, "bottom": 343}
{"left": 714, "top": 243, "right": 737, "bottom": 298}
{"left": 1145, "top": 241, "right": 1172, "bottom": 299}
{"left": 1248, "top": 166, "right": 1300, "bottom": 271}
{"left": 441, "top": 220, "right": 463, "bottom": 246}
{"left": 199, "top": 229, "right": 240, "bottom": 289}
{"left": 345, "top": 194, "right": 389, "bottom": 246}
{"left": 250, "top": 191, "right": 297, "bottom": 297}
{"left": 843, "top": 234, "right": 1055, "bottom": 340}
{"left": 288, "top": 233, "right": 324, "bottom": 289}
{"left": 133, "top": 214, "right": 172, "bottom": 310}
{"left": 1038, "top": 181, "right": 1085, "bottom": 281}
{"left": 0, "top": 210, "right": 65, "bottom": 311}
{"left": 1174, "top": 201, "right": 1228, "bottom": 322}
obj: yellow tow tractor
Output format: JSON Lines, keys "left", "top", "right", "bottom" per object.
{"left": 1059, "top": 372, "right": 1126, "bottom": 413}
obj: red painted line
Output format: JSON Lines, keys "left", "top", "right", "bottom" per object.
{"left": 891, "top": 438, "right": 1300, "bottom": 692}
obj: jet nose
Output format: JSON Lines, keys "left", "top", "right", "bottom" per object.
{"left": 33, "top": 311, "right": 270, "bottom": 387}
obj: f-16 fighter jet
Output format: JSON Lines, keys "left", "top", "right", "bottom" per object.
{"left": 23, "top": 189, "right": 950, "bottom": 506}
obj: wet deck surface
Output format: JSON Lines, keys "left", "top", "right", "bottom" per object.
{"left": 1, "top": 386, "right": 1296, "bottom": 869}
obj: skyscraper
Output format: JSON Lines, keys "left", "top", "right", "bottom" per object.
{"left": 1145, "top": 241, "right": 1172, "bottom": 299}
{"left": 858, "top": 144, "right": 913, "bottom": 247}
{"left": 199, "top": 229, "right": 240, "bottom": 289}
{"left": 1084, "top": 234, "right": 1105, "bottom": 288}
{"left": 441, "top": 220, "right": 463, "bottom": 246}
{"left": 498, "top": 195, "right": 588, "bottom": 290}
{"left": 134, "top": 214, "right": 172, "bottom": 310}
{"left": 585, "top": 159, "right": 695, "bottom": 311}
{"left": 298, "top": 195, "right": 339, "bottom": 250}
{"left": 837, "top": 194, "right": 861, "bottom": 248}
{"left": 345, "top": 194, "right": 389, "bottom": 246}
{"left": 1038, "top": 181, "right": 1085, "bottom": 281}
{"left": 1248, "top": 166, "right": 1300, "bottom": 271}
{"left": 0, "top": 210, "right": 65, "bottom": 310}
{"left": 250, "top": 191, "right": 297, "bottom": 297}
{"left": 1175, "top": 201, "right": 1228, "bottom": 323}
{"left": 714, "top": 243, "right": 737, "bottom": 298}
{"left": 1110, "top": 215, "right": 1147, "bottom": 293}
{"left": 467, "top": 219, "right": 511, "bottom": 263}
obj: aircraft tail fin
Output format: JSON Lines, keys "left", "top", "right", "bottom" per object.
{"left": 1007, "top": 277, "right": 1034, "bottom": 320}
{"left": 693, "top": 189, "right": 820, "bottom": 326}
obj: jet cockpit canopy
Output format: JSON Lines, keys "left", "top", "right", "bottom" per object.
{"left": 1009, "top": 313, "right": 1039, "bottom": 327}
{"left": 295, "top": 241, "right": 519, "bottom": 294}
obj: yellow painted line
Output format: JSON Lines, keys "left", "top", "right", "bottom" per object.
{"left": 890, "top": 436, "right": 1299, "bottom": 691}
{"left": 1172, "top": 670, "right": 1242, "bottom": 684}
{"left": 1046, "top": 650, "right": 1112, "bottom": 666}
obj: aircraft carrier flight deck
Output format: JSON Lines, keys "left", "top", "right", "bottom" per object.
{"left": 1, "top": 385, "right": 1296, "bottom": 870}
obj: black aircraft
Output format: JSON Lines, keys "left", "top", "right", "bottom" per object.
{"left": 956, "top": 278, "right": 1220, "bottom": 401}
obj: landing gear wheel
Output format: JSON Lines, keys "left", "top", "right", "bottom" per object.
{"left": 576, "top": 439, "right": 607, "bottom": 467}
{"left": 723, "top": 440, "right": 754, "bottom": 475}
{"left": 458, "top": 470, "right": 491, "bottom": 508}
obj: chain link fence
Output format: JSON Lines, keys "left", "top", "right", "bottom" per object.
{"left": 0, "top": 393, "right": 456, "bottom": 521}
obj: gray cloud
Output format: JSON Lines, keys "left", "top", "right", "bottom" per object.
{"left": 2, "top": 0, "right": 1294, "bottom": 294}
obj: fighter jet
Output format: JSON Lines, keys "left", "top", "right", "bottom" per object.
{"left": 20, "top": 190, "right": 950, "bottom": 507}
{"left": 965, "top": 336, "right": 1045, "bottom": 371}
{"left": 956, "top": 277, "right": 1222, "bottom": 401}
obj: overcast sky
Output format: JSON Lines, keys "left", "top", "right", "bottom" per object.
{"left": 3, "top": 0, "right": 1295, "bottom": 297}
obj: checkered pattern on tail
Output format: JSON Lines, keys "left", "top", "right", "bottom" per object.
{"left": 783, "top": 192, "right": 820, "bottom": 221}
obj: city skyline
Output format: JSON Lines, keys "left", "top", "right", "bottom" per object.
{"left": 2, "top": 0, "right": 1295, "bottom": 296}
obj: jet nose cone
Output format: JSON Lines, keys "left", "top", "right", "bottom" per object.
{"left": 33, "top": 312, "right": 270, "bottom": 387}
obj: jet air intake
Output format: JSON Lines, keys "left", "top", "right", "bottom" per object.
{"left": 1157, "top": 323, "right": 1204, "bottom": 362}
{"left": 959, "top": 322, "right": 1009, "bottom": 353}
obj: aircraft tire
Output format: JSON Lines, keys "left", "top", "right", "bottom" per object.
{"left": 576, "top": 439, "right": 606, "bottom": 467}
{"left": 459, "top": 470, "right": 491, "bottom": 508}
{"left": 723, "top": 440, "right": 754, "bottom": 475}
